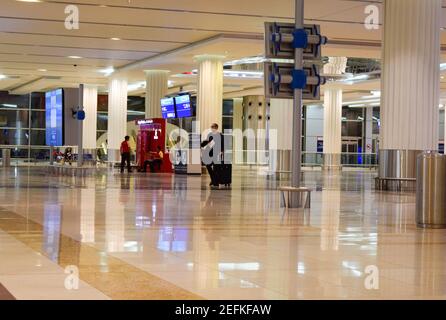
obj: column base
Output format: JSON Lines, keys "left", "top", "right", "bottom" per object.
{"left": 378, "top": 149, "right": 423, "bottom": 179}
{"left": 269, "top": 150, "right": 291, "bottom": 174}
{"left": 107, "top": 149, "right": 121, "bottom": 163}
{"left": 322, "top": 154, "right": 341, "bottom": 171}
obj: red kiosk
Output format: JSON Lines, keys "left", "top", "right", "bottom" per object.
{"left": 135, "top": 118, "right": 172, "bottom": 173}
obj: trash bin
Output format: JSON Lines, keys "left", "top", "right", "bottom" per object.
{"left": 416, "top": 151, "right": 446, "bottom": 228}
{"left": 2, "top": 149, "right": 11, "bottom": 167}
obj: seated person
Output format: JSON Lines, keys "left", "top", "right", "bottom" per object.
{"left": 62, "top": 147, "right": 73, "bottom": 166}
{"left": 143, "top": 146, "right": 164, "bottom": 173}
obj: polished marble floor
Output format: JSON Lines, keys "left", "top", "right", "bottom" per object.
{"left": 0, "top": 166, "right": 445, "bottom": 300}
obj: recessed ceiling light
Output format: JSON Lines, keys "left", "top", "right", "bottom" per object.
{"left": 67, "top": 55, "right": 82, "bottom": 59}
{"left": 37, "top": 69, "right": 47, "bottom": 72}
{"left": 0, "top": 74, "right": 6, "bottom": 79}
{"left": 99, "top": 67, "right": 115, "bottom": 75}
{"left": 110, "top": 37, "right": 121, "bottom": 41}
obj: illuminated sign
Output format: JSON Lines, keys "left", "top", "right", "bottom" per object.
{"left": 136, "top": 119, "right": 154, "bottom": 125}
{"left": 175, "top": 95, "right": 193, "bottom": 118}
{"left": 45, "top": 89, "right": 64, "bottom": 146}
{"left": 161, "top": 97, "right": 176, "bottom": 119}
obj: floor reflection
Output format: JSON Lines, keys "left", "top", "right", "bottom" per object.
{"left": 0, "top": 167, "right": 445, "bottom": 299}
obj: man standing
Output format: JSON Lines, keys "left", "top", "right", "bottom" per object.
{"left": 120, "top": 135, "right": 132, "bottom": 173}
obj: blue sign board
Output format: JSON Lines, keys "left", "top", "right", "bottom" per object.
{"left": 45, "top": 89, "right": 64, "bottom": 146}
{"left": 161, "top": 97, "right": 176, "bottom": 119}
{"left": 175, "top": 95, "right": 193, "bottom": 118}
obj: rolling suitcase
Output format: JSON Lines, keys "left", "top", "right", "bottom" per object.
{"left": 216, "top": 163, "right": 232, "bottom": 187}
{"left": 215, "top": 164, "right": 231, "bottom": 187}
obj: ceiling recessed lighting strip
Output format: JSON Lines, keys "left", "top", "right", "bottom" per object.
{"left": 98, "top": 67, "right": 115, "bottom": 76}
{"left": 173, "top": 70, "right": 263, "bottom": 79}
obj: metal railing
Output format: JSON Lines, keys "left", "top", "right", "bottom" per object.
{"left": 302, "top": 152, "right": 378, "bottom": 168}
{"left": 232, "top": 150, "right": 378, "bottom": 168}
{"left": 0, "top": 145, "right": 51, "bottom": 165}
{"left": 1, "top": 146, "right": 379, "bottom": 169}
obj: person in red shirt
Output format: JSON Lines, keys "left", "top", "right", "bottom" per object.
{"left": 120, "top": 136, "right": 132, "bottom": 173}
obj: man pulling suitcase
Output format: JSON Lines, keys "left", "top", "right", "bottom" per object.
{"left": 201, "top": 123, "right": 231, "bottom": 189}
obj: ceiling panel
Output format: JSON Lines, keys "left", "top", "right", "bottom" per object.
{"left": 0, "top": 32, "right": 182, "bottom": 53}
{"left": 0, "top": 0, "right": 444, "bottom": 94}
{"left": 0, "top": 43, "right": 153, "bottom": 60}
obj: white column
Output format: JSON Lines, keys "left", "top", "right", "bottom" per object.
{"left": 381, "top": 0, "right": 440, "bottom": 151}
{"left": 365, "top": 107, "right": 373, "bottom": 154}
{"left": 443, "top": 102, "right": 446, "bottom": 148}
{"left": 323, "top": 86, "right": 342, "bottom": 155}
{"left": 144, "top": 70, "right": 169, "bottom": 118}
{"left": 269, "top": 98, "right": 293, "bottom": 173}
{"left": 196, "top": 55, "right": 224, "bottom": 132}
{"left": 107, "top": 78, "right": 128, "bottom": 162}
{"left": 82, "top": 85, "right": 98, "bottom": 150}
{"left": 232, "top": 98, "right": 243, "bottom": 164}
{"left": 322, "top": 57, "right": 347, "bottom": 169}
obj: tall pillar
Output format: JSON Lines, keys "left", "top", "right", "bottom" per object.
{"left": 232, "top": 98, "right": 244, "bottom": 164}
{"left": 322, "top": 86, "right": 342, "bottom": 169}
{"left": 107, "top": 78, "right": 128, "bottom": 162}
{"left": 380, "top": 0, "right": 441, "bottom": 179}
{"left": 322, "top": 57, "right": 347, "bottom": 170}
{"left": 144, "top": 70, "right": 169, "bottom": 118}
{"left": 82, "top": 85, "right": 98, "bottom": 158}
{"left": 364, "top": 107, "right": 373, "bottom": 154}
{"left": 242, "top": 95, "right": 267, "bottom": 164}
{"left": 269, "top": 99, "right": 293, "bottom": 174}
{"left": 443, "top": 102, "right": 446, "bottom": 150}
{"left": 195, "top": 55, "right": 224, "bottom": 133}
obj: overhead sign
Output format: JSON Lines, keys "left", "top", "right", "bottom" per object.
{"left": 174, "top": 95, "right": 193, "bottom": 118}
{"left": 265, "top": 22, "right": 326, "bottom": 60}
{"left": 161, "top": 97, "right": 176, "bottom": 119}
{"left": 264, "top": 62, "right": 324, "bottom": 100}
{"left": 136, "top": 119, "right": 154, "bottom": 125}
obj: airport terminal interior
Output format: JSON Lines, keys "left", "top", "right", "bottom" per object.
{"left": 1, "top": 0, "right": 446, "bottom": 300}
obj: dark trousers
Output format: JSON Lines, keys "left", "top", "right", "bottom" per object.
{"left": 120, "top": 152, "right": 131, "bottom": 172}
{"left": 143, "top": 159, "right": 162, "bottom": 173}
{"left": 206, "top": 163, "right": 218, "bottom": 186}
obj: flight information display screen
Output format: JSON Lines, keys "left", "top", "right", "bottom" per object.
{"left": 161, "top": 97, "right": 176, "bottom": 119}
{"left": 175, "top": 95, "right": 193, "bottom": 118}
{"left": 45, "top": 89, "right": 64, "bottom": 146}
